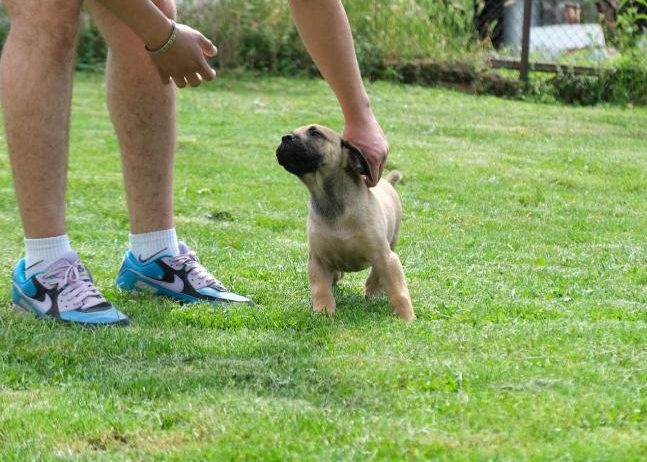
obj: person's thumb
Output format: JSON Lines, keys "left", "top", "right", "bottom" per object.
{"left": 199, "top": 34, "right": 217, "bottom": 57}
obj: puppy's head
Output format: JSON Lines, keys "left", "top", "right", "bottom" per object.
{"left": 276, "top": 124, "right": 372, "bottom": 185}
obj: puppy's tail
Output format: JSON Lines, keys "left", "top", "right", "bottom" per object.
{"left": 386, "top": 170, "right": 402, "bottom": 186}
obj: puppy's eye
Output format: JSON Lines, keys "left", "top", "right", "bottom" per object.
{"left": 309, "top": 127, "right": 325, "bottom": 139}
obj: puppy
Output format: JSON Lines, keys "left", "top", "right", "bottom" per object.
{"left": 276, "top": 124, "right": 414, "bottom": 322}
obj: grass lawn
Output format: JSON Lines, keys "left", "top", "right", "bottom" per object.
{"left": 0, "top": 72, "right": 645, "bottom": 461}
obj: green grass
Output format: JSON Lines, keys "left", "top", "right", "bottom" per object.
{"left": 0, "top": 72, "right": 646, "bottom": 461}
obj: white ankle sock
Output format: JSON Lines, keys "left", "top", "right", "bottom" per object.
{"left": 129, "top": 228, "right": 180, "bottom": 262}
{"left": 24, "top": 234, "right": 74, "bottom": 278}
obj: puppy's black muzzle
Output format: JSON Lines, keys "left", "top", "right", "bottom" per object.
{"left": 276, "top": 136, "right": 322, "bottom": 177}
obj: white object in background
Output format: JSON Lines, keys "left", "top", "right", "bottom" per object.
{"left": 530, "top": 24, "right": 607, "bottom": 58}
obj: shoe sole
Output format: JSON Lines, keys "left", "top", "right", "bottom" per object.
{"left": 117, "top": 275, "right": 253, "bottom": 305}
{"left": 11, "top": 302, "right": 131, "bottom": 327}
{"left": 118, "top": 286, "right": 250, "bottom": 306}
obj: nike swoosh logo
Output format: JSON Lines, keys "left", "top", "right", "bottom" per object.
{"left": 14, "top": 284, "right": 52, "bottom": 313}
{"left": 26, "top": 259, "right": 45, "bottom": 271}
{"left": 137, "top": 248, "right": 169, "bottom": 264}
{"left": 133, "top": 272, "right": 184, "bottom": 292}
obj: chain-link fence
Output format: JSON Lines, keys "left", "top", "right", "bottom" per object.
{"left": 476, "top": 0, "right": 646, "bottom": 80}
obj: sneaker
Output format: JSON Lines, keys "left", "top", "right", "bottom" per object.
{"left": 116, "top": 242, "right": 252, "bottom": 305}
{"left": 12, "top": 252, "right": 130, "bottom": 326}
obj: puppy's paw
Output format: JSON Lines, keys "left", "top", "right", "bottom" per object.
{"left": 399, "top": 310, "right": 416, "bottom": 324}
{"left": 313, "top": 304, "right": 336, "bottom": 315}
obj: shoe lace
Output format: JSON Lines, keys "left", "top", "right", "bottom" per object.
{"left": 170, "top": 251, "right": 227, "bottom": 291}
{"left": 42, "top": 260, "right": 106, "bottom": 310}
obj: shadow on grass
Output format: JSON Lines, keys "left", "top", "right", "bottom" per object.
{"left": 0, "top": 286, "right": 406, "bottom": 409}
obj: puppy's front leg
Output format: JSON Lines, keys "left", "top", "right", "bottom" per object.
{"left": 374, "top": 252, "right": 415, "bottom": 322}
{"left": 308, "top": 255, "right": 336, "bottom": 314}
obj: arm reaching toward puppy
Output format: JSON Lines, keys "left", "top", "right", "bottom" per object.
{"left": 288, "top": 0, "right": 388, "bottom": 187}
{"left": 94, "top": 0, "right": 217, "bottom": 88}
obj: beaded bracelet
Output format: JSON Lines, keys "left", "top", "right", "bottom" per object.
{"left": 145, "top": 21, "right": 178, "bottom": 56}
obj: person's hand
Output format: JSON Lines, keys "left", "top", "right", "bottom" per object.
{"left": 343, "top": 115, "right": 389, "bottom": 187}
{"left": 148, "top": 23, "right": 217, "bottom": 88}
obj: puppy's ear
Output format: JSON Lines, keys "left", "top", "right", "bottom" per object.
{"left": 342, "top": 139, "right": 373, "bottom": 185}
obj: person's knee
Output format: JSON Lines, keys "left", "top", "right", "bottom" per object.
{"left": 4, "top": 0, "right": 81, "bottom": 59}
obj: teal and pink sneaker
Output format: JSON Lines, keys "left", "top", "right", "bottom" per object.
{"left": 116, "top": 242, "right": 252, "bottom": 305}
{"left": 12, "top": 253, "right": 130, "bottom": 326}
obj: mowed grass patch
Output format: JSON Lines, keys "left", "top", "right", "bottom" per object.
{"left": 0, "top": 73, "right": 645, "bottom": 461}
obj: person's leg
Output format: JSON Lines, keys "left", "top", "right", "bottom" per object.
{"left": 85, "top": 0, "right": 177, "bottom": 236}
{"left": 0, "top": 0, "right": 82, "bottom": 239}
{"left": 1, "top": 0, "right": 81, "bottom": 276}
{"left": 1, "top": 0, "right": 129, "bottom": 325}
{"left": 86, "top": 1, "right": 251, "bottom": 305}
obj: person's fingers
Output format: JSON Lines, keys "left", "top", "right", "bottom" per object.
{"left": 198, "top": 34, "right": 218, "bottom": 57}
{"left": 364, "top": 174, "right": 378, "bottom": 188}
{"left": 363, "top": 153, "right": 386, "bottom": 187}
{"left": 363, "top": 161, "right": 377, "bottom": 187}
{"left": 198, "top": 59, "right": 217, "bottom": 81}
{"left": 173, "top": 75, "right": 188, "bottom": 89}
{"left": 187, "top": 72, "right": 202, "bottom": 88}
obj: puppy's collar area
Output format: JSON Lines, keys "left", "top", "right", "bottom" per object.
{"left": 308, "top": 171, "right": 368, "bottom": 221}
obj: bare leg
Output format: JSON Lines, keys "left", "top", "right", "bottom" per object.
{"left": 373, "top": 252, "right": 415, "bottom": 322}
{"left": 308, "top": 255, "right": 336, "bottom": 314}
{"left": 0, "top": 0, "right": 83, "bottom": 238}
{"left": 288, "top": 0, "right": 388, "bottom": 185}
{"left": 85, "top": 0, "right": 177, "bottom": 234}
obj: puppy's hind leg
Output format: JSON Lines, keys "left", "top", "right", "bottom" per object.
{"left": 332, "top": 271, "right": 344, "bottom": 285}
{"left": 364, "top": 267, "right": 383, "bottom": 298}
{"left": 373, "top": 252, "right": 415, "bottom": 322}
{"left": 308, "top": 255, "right": 336, "bottom": 314}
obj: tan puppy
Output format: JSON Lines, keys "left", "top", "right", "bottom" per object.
{"left": 276, "top": 124, "right": 414, "bottom": 322}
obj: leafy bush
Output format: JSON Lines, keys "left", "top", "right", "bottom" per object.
{"left": 615, "top": 0, "right": 647, "bottom": 50}
{"left": 76, "top": 14, "right": 107, "bottom": 70}
{"left": 549, "top": 51, "right": 647, "bottom": 105}
{"left": 0, "top": 6, "right": 8, "bottom": 49}
{"left": 177, "top": 0, "right": 481, "bottom": 76}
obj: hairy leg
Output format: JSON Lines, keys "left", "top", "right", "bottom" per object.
{"left": 85, "top": 0, "right": 177, "bottom": 234}
{"left": 0, "top": 0, "right": 83, "bottom": 238}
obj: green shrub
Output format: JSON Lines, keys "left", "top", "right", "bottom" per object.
{"left": 550, "top": 52, "right": 647, "bottom": 106}
{"left": 178, "top": 0, "right": 311, "bottom": 74}
{"left": 76, "top": 15, "right": 107, "bottom": 71}
{"left": 615, "top": 0, "right": 647, "bottom": 50}
{"left": 176, "top": 0, "right": 483, "bottom": 76}
{"left": 0, "top": 5, "right": 8, "bottom": 51}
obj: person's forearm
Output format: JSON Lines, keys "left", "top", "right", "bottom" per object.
{"left": 94, "top": 0, "right": 173, "bottom": 49}
{"left": 288, "top": 0, "right": 372, "bottom": 125}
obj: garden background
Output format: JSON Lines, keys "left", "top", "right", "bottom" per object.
{"left": 0, "top": 1, "right": 645, "bottom": 460}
